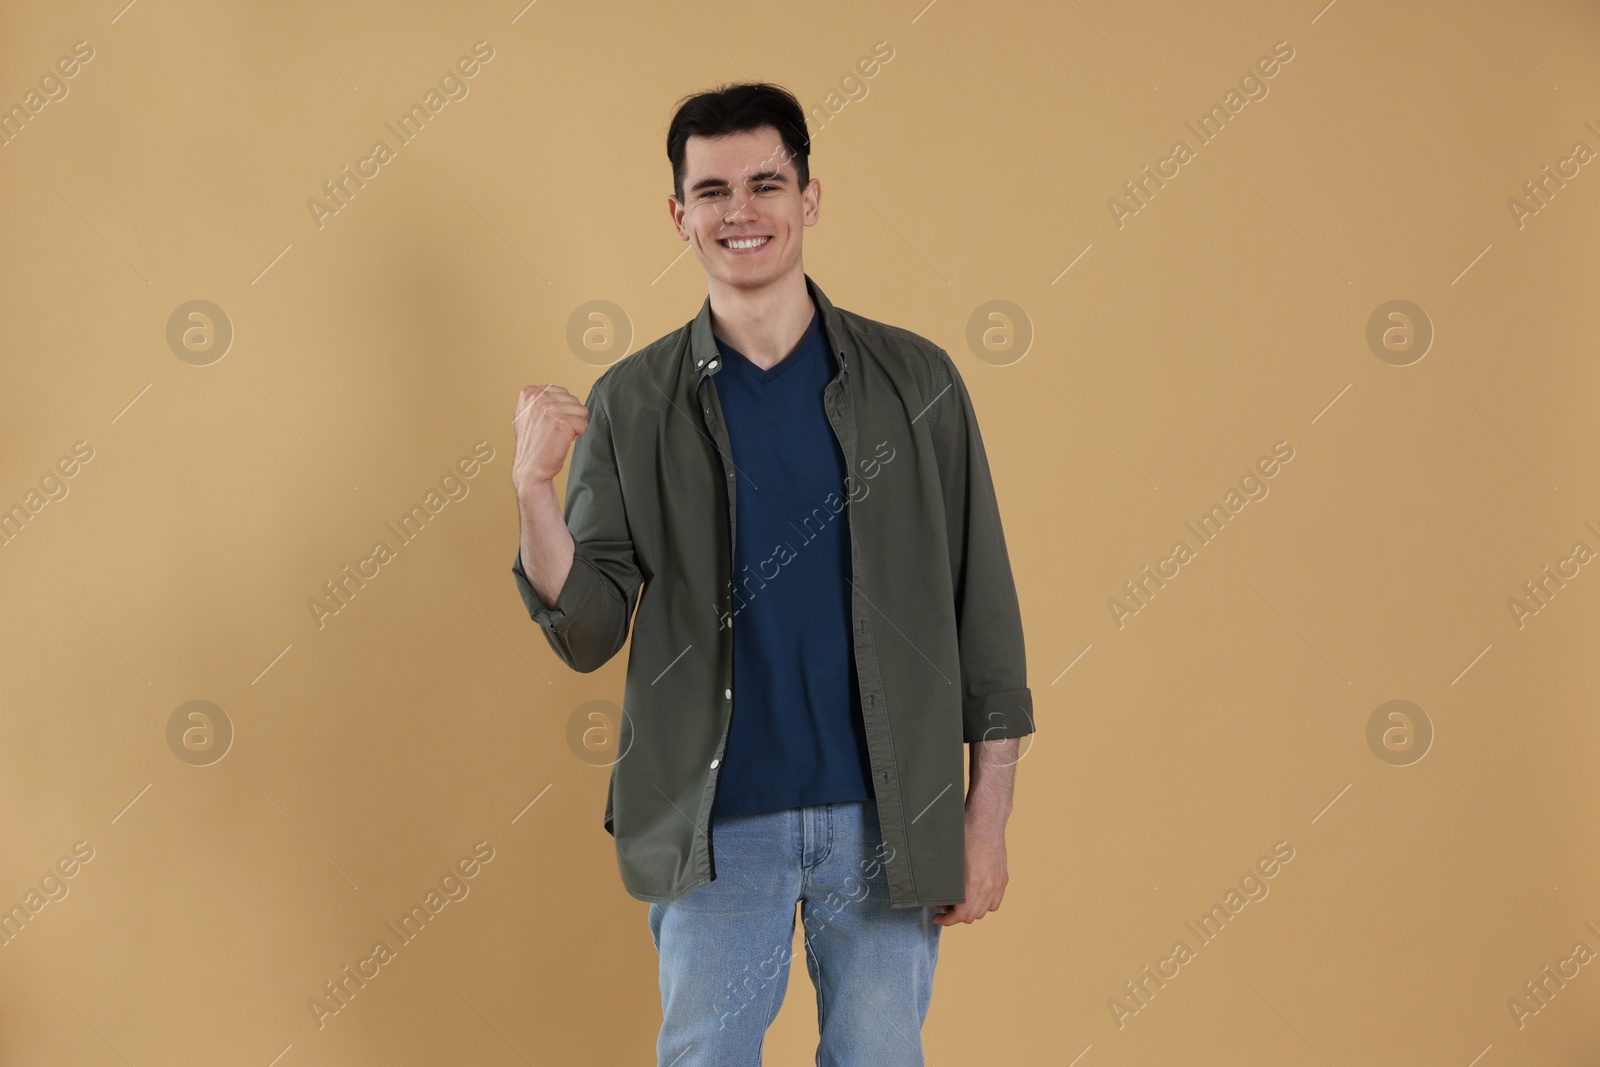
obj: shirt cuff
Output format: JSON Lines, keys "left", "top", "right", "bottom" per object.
{"left": 511, "top": 548, "right": 606, "bottom": 632}
{"left": 962, "top": 689, "right": 1036, "bottom": 743}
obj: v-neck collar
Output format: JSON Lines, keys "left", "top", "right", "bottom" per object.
{"left": 714, "top": 302, "right": 820, "bottom": 385}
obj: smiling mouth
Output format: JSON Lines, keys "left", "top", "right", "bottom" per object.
{"left": 718, "top": 236, "right": 772, "bottom": 251}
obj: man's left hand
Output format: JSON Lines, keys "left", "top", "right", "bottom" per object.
{"left": 931, "top": 811, "right": 1008, "bottom": 926}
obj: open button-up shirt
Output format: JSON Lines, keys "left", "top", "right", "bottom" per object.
{"left": 511, "top": 273, "right": 1035, "bottom": 908}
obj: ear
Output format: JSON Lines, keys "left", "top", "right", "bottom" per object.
{"left": 666, "top": 194, "right": 689, "bottom": 239}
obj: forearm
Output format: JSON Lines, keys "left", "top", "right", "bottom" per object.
{"left": 966, "top": 736, "right": 1019, "bottom": 831}
{"left": 517, "top": 480, "right": 576, "bottom": 610}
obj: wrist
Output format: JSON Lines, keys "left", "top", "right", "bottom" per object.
{"left": 965, "top": 801, "right": 1011, "bottom": 832}
{"left": 517, "top": 479, "right": 558, "bottom": 510}
{"left": 964, "top": 814, "right": 1008, "bottom": 850}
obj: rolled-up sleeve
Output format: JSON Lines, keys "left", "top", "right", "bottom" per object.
{"left": 927, "top": 348, "right": 1036, "bottom": 743}
{"left": 510, "top": 388, "right": 642, "bottom": 673}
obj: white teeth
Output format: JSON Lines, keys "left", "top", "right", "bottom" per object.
{"left": 721, "top": 236, "right": 770, "bottom": 249}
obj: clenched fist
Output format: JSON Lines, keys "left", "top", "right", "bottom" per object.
{"left": 512, "top": 384, "right": 589, "bottom": 496}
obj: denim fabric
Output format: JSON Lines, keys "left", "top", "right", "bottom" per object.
{"left": 647, "top": 799, "right": 940, "bottom": 1066}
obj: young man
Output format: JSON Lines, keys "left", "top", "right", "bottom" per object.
{"left": 510, "top": 82, "right": 1033, "bottom": 1066}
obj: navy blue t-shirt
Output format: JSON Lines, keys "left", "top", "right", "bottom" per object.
{"left": 709, "top": 301, "right": 876, "bottom": 818}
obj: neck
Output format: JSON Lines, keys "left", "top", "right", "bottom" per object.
{"left": 707, "top": 266, "right": 814, "bottom": 371}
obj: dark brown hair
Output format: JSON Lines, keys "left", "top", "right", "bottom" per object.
{"left": 666, "top": 82, "right": 811, "bottom": 202}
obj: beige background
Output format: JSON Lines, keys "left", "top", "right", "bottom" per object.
{"left": 2, "top": 0, "right": 1598, "bottom": 1063}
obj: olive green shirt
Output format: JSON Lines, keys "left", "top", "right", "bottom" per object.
{"left": 512, "top": 273, "right": 1034, "bottom": 908}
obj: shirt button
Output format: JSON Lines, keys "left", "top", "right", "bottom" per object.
{"left": 724, "top": 688, "right": 732, "bottom": 699}
{"left": 710, "top": 759, "right": 720, "bottom": 769}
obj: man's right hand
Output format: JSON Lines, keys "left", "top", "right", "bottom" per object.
{"left": 512, "top": 383, "right": 589, "bottom": 496}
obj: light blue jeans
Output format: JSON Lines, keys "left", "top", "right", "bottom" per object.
{"left": 647, "top": 798, "right": 941, "bottom": 1066}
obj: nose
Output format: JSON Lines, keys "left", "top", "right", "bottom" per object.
{"left": 722, "top": 189, "right": 757, "bottom": 224}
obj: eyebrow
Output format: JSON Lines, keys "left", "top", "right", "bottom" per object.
{"left": 688, "top": 170, "right": 788, "bottom": 195}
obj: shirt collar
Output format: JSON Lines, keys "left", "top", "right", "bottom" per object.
{"left": 689, "top": 272, "right": 851, "bottom": 383}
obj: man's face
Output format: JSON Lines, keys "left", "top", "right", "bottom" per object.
{"left": 668, "top": 125, "right": 819, "bottom": 291}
